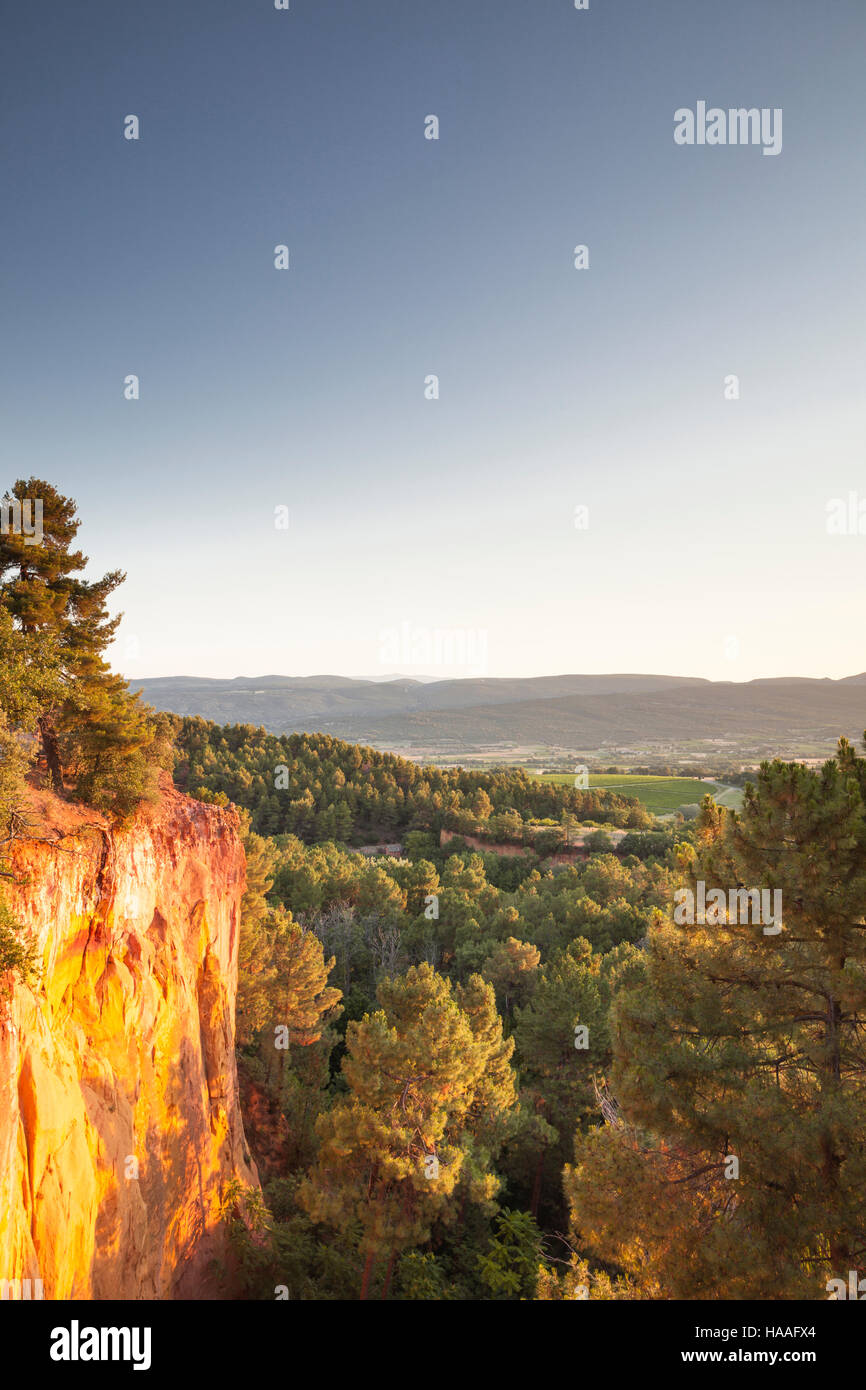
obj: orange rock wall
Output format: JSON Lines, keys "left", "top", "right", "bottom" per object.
{"left": 0, "top": 780, "right": 257, "bottom": 1299}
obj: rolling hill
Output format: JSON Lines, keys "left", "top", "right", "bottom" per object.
{"left": 132, "top": 672, "right": 866, "bottom": 764}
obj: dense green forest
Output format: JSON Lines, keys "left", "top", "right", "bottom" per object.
{"left": 169, "top": 717, "right": 654, "bottom": 843}
{"left": 226, "top": 820, "right": 671, "bottom": 1297}
{"left": 221, "top": 738, "right": 866, "bottom": 1300}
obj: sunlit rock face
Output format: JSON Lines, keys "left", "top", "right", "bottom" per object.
{"left": 0, "top": 776, "right": 258, "bottom": 1299}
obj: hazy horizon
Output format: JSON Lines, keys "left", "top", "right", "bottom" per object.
{"left": 132, "top": 666, "right": 864, "bottom": 686}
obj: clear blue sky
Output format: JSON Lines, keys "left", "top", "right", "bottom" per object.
{"left": 3, "top": 0, "right": 865, "bottom": 682}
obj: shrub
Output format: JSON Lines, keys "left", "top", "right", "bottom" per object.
{"left": 0, "top": 893, "right": 39, "bottom": 1001}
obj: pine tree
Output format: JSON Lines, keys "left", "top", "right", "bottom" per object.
{"left": 481, "top": 936, "right": 541, "bottom": 1019}
{"left": 476, "top": 1209, "right": 543, "bottom": 1300}
{"left": 0, "top": 478, "right": 170, "bottom": 811}
{"left": 278, "top": 918, "right": 343, "bottom": 1047}
{"left": 510, "top": 938, "right": 611, "bottom": 1219}
{"left": 299, "top": 963, "right": 517, "bottom": 1298}
{"left": 236, "top": 830, "right": 342, "bottom": 1052}
{"left": 570, "top": 749, "right": 866, "bottom": 1298}
{"left": 0, "top": 607, "right": 62, "bottom": 840}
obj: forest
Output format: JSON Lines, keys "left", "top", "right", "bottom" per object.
{"left": 214, "top": 727, "right": 866, "bottom": 1300}
{"left": 168, "top": 717, "right": 654, "bottom": 843}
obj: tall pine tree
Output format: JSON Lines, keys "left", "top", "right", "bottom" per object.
{"left": 299, "top": 963, "right": 517, "bottom": 1298}
{"left": 0, "top": 478, "right": 170, "bottom": 811}
{"left": 568, "top": 745, "right": 866, "bottom": 1298}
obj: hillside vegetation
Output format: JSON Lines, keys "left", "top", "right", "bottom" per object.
{"left": 170, "top": 717, "right": 654, "bottom": 843}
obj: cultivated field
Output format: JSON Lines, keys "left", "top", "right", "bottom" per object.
{"left": 534, "top": 771, "right": 744, "bottom": 815}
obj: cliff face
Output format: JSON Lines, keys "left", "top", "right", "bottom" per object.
{"left": 0, "top": 777, "right": 258, "bottom": 1299}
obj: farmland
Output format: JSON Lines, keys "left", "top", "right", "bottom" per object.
{"left": 533, "top": 771, "right": 744, "bottom": 815}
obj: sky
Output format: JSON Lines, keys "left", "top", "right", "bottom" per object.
{"left": 3, "top": 0, "right": 865, "bottom": 684}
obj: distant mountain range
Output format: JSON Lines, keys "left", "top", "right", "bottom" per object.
{"left": 132, "top": 672, "right": 866, "bottom": 764}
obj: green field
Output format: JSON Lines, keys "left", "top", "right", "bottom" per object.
{"left": 533, "top": 772, "right": 744, "bottom": 815}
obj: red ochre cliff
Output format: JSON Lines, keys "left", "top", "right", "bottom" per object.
{"left": 0, "top": 775, "right": 258, "bottom": 1299}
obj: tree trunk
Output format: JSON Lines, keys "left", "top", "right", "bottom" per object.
{"left": 381, "top": 1248, "right": 397, "bottom": 1300}
{"left": 530, "top": 1150, "right": 545, "bottom": 1218}
{"left": 38, "top": 716, "right": 63, "bottom": 790}
{"left": 360, "top": 1249, "right": 376, "bottom": 1301}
